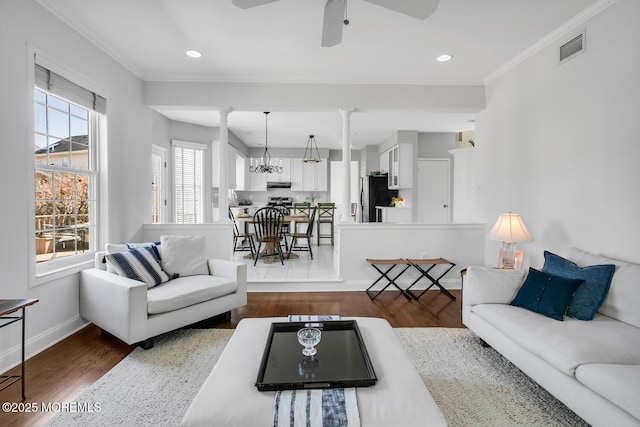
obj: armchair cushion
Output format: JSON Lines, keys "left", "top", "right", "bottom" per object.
{"left": 160, "top": 235, "right": 209, "bottom": 277}
{"left": 147, "top": 275, "right": 238, "bottom": 315}
{"left": 105, "top": 246, "right": 170, "bottom": 288}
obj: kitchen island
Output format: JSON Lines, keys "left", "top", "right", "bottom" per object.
{"left": 375, "top": 206, "right": 413, "bottom": 223}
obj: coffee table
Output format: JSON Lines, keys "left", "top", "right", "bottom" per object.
{"left": 182, "top": 317, "right": 447, "bottom": 427}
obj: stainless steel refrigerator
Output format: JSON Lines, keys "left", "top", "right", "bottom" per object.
{"left": 360, "top": 175, "right": 398, "bottom": 222}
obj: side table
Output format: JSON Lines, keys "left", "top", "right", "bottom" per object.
{"left": 0, "top": 299, "right": 39, "bottom": 400}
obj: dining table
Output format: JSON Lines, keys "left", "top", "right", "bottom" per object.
{"left": 236, "top": 213, "right": 309, "bottom": 262}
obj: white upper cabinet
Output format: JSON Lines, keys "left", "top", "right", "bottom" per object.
{"left": 381, "top": 144, "right": 413, "bottom": 189}
{"left": 291, "top": 158, "right": 304, "bottom": 191}
{"left": 268, "top": 157, "right": 291, "bottom": 182}
{"left": 291, "top": 158, "right": 327, "bottom": 191}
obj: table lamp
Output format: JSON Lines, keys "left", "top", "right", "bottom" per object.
{"left": 487, "top": 212, "right": 533, "bottom": 269}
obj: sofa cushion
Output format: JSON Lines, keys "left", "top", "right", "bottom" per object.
{"left": 510, "top": 268, "right": 583, "bottom": 321}
{"left": 105, "top": 246, "right": 170, "bottom": 289}
{"left": 575, "top": 363, "right": 640, "bottom": 420}
{"left": 147, "top": 275, "right": 238, "bottom": 315}
{"left": 542, "top": 251, "right": 615, "bottom": 320}
{"left": 471, "top": 304, "right": 640, "bottom": 375}
{"left": 567, "top": 248, "right": 640, "bottom": 328}
{"left": 159, "top": 235, "right": 209, "bottom": 277}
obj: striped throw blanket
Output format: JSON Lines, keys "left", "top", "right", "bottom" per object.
{"left": 273, "top": 388, "right": 360, "bottom": 427}
{"left": 287, "top": 315, "right": 341, "bottom": 322}
{"left": 274, "top": 315, "right": 360, "bottom": 426}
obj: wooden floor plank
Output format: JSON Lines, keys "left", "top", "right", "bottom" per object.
{"left": 0, "top": 290, "right": 461, "bottom": 426}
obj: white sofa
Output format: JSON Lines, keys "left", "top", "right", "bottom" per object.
{"left": 462, "top": 248, "right": 640, "bottom": 427}
{"left": 80, "top": 248, "right": 247, "bottom": 348}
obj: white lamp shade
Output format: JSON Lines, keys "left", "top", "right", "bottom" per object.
{"left": 487, "top": 212, "right": 533, "bottom": 243}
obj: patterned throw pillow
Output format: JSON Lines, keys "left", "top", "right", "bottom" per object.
{"left": 105, "top": 246, "right": 170, "bottom": 288}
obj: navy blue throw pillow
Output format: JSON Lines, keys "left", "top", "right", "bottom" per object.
{"left": 541, "top": 251, "right": 616, "bottom": 320}
{"left": 511, "top": 268, "right": 584, "bottom": 321}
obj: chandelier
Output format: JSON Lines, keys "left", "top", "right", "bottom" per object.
{"left": 250, "top": 112, "right": 283, "bottom": 174}
{"left": 303, "top": 134, "right": 321, "bottom": 163}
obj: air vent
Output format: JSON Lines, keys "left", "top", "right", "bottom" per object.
{"left": 560, "top": 32, "right": 585, "bottom": 63}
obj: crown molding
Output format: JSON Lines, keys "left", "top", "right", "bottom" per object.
{"left": 484, "top": 0, "right": 619, "bottom": 85}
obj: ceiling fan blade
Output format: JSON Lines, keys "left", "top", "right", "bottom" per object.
{"left": 231, "top": 0, "right": 280, "bottom": 9}
{"left": 363, "top": 0, "right": 439, "bottom": 19}
{"left": 321, "top": 0, "right": 345, "bottom": 47}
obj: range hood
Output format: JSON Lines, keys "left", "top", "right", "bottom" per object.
{"left": 267, "top": 181, "right": 291, "bottom": 189}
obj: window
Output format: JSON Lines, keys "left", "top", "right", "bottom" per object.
{"left": 34, "top": 64, "right": 105, "bottom": 265}
{"left": 172, "top": 140, "right": 206, "bottom": 223}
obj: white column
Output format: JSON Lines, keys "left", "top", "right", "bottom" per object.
{"left": 340, "top": 109, "right": 352, "bottom": 222}
{"left": 218, "top": 108, "right": 230, "bottom": 222}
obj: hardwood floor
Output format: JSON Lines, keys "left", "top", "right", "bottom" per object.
{"left": 0, "top": 290, "right": 461, "bottom": 427}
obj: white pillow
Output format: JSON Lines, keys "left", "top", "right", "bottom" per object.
{"left": 104, "top": 243, "right": 129, "bottom": 273}
{"left": 159, "top": 235, "right": 209, "bottom": 277}
{"left": 105, "top": 243, "right": 128, "bottom": 254}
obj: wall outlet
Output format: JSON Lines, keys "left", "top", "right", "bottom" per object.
{"left": 420, "top": 252, "right": 428, "bottom": 259}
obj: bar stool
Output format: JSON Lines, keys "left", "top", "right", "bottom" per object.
{"left": 292, "top": 202, "right": 310, "bottom": 234}
{"left": 316, "top": 202, "right": 335, "bottom": 246}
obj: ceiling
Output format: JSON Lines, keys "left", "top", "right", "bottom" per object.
{"left": 39, "top": 0, "right": 599, "bottom": 149}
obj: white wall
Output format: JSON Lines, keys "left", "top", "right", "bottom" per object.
{"left": 0, "top": 0, "right": 153, "bottom": 372}
{"left": 474, "top": 0, "right": 640, "bottom": 267}
{"left": 339, "top": 223, "right": 486, "bottom": 289}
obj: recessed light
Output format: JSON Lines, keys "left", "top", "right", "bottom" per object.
{"left": 436, "top": 54, "right": 453, "bottom": 62}
{"left": 186, "top": 50, "right": 202, "bottom": 58}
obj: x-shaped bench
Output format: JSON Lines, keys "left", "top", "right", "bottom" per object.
{"left": 405, "top": 258, "right": 457, "bottom": 301}
{"left": 365, "top": 258, "right": 413, "bottom": 301}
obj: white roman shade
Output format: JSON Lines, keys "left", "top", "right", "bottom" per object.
{"left": 35, "top": 63, "right": 107, "bottom": 113}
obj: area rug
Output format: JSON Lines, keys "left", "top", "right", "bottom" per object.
{"left": 47, "top": 327, "right": 587, "bottom": 427}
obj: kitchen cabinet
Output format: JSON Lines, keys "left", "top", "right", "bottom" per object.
{"left": 226, "top": 148, "right": 247, "bottom": 191}
{"left": 291, "top": 158, "right": 304, "bottom": 191}
{"left": 381, "top": 144, "right": 413, "bottom": 189}
{"left": 290, "top": 158, "right": 327, "bottom": 191}
{"left": 303, "top": 158, "right": 327, "bottom": 191}
{"left": 247, "top": 165, "right": 267, "bottom": 191}
{"left": 269, "top": 157, "right": 291, "bottom": 182}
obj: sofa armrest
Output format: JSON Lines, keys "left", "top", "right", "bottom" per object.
{"left": 207, "top": 258, "right": 247, "bottom": 288}
{"left": 79, "top": 268, "right": 148, "bottom": 344}
{"left": 463, "top": 266, "right": 527, "bottom": 307}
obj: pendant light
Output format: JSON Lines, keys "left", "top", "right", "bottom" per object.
{"left": 303, "top": 134, "right": 321, "bottom": 163}
{"left": 250, "top": 112, "right": 283, "bottom": 174}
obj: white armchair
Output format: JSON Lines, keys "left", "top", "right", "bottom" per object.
{"left": 80, "top": 252, "right": 247, "bottom": 348}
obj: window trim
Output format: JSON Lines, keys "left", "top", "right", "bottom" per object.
{"left": 28, "top": 51, "right": 109, "bottom": 287}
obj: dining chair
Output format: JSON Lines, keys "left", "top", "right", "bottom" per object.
{"left": 317, "top": 202, "right": 335, "bottom": 246}
{"left": 228, "top": 208, "right": 255, "bottom": 259}
{"left": 271, "top": 205, "right": 291, "bottom": 252}
{"left": 288, "top": 206, "right": 317, "bottom": 259}
{"left": 252, "top": 207, "right": 285, "bottom": 266}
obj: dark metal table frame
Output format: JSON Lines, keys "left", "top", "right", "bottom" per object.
{"left": 405, "top": 258, "right": 457, "bottom": 301}
{"left": 0, "top": 299, "right": 39, "bottom": 401}
{"left": 365, "top": 259, "right": 414, "bottom": 301}
{"left": 365, "top": 258, "right": 456, "bottom": 302}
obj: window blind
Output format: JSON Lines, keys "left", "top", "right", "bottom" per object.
{"left": 173, "top": 141, "right": 205, "bottom": 224}
{"left": 35, "top": 64, "right": 107, "bottom": 113}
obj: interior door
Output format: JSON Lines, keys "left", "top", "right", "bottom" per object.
{"left": 151, "top": 145, "right": 167, "bottom": 223}
{"left": 416, "top": 159, "right": 450, "bottom": 223}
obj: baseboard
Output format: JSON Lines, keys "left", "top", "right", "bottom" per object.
{"left": 247, "top": 278, "right": 461, "bottom": 292}
{"left": 0, "top": 315, "right": 88, "bottom": 375}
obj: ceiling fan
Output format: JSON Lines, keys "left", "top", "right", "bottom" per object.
{"left": 231, "top": 0, "right": 440, "bottom": 47}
